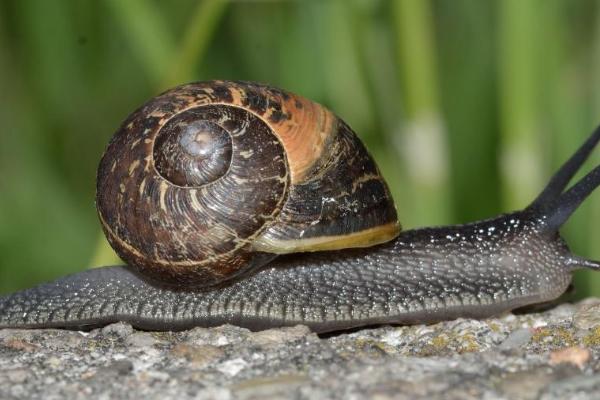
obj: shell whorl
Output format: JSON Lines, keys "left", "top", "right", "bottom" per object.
{"left": 96, "top": 81, "right": 399, "bottom": 287}
{"left": 153, "top": 116, "right": 233, "bottom": 187}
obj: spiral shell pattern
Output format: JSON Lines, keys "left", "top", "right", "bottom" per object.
{"left": 96, "top": 81, "right": 399, "bottom": 287}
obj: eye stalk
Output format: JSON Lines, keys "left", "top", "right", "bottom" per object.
{"left": 526, "top": 124, "right": 600, "bottom": 234}
{"left": 525, "top": 124, "right": 600, "bottom": 271}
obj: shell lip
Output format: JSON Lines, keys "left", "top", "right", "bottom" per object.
{"left": 251, "top": 221, "right": 400, "bottom": 254}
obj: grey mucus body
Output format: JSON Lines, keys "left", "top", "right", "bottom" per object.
{"left": 0, "top": 212, "right": 575, "bottom": 333}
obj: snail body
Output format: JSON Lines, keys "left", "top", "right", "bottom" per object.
{"left": 1, "top": 81, "right": 600, "bottom": 333}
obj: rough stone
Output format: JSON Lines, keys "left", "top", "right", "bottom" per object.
{"left": 498, "top": 327, "right": 533, "bottom": 350}
{"left": 574, "top": 299, "right": 600, "bottom": 330}
{"left": 125, "top": 332, "right": 160, "bottom": 347}
{"left": 101, "top": 322, "right": 134, "bottom": 338}
{"left": 1, "top": 299, "right": 600, "bottom": 399}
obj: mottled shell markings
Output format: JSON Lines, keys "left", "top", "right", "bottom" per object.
{"left": 96, "top": 80, "right": 399, "bottom": 287}
{"left": 128, "top": 160, "right": 140, "bottom": 176}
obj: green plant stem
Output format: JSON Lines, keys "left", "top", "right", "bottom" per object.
{"left": 105, "top": 0, "right": 174, "bottom": 86}
{"left": 392, "top": 0, "right": 451, "bottom": 228}
{"left": 498, "top": 0, "right": 544, "bottom": 210}
{"left": 162, "top": 0, "right": 229, "bottom": 89}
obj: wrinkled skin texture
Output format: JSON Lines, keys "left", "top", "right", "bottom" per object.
{"left": 0, "top": 211, "right": 572, "bottom": 333}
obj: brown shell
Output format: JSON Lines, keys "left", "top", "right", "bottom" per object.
{"left": 96, "top": 80, "right": 399, "bottom": 287}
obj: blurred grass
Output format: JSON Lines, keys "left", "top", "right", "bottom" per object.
{"left": 393, "top": 0, "right": 451, "bottom": 227}
{"left": 498, "top": 0, "right": 544, "bottom": 210}
{"left": 1, "top": 0, "right": 600, "bottom": 297}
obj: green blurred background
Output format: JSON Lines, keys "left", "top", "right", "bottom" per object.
{"left": 1, "top": 0, "right": 600, "bottom": 297}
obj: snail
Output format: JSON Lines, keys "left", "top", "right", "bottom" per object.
{"left": 0, "top": 80, "right": 599, "bottom": 334}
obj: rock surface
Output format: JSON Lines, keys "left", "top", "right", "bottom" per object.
{"left": 2, "top": 300, "right": 600, "bottom": 399}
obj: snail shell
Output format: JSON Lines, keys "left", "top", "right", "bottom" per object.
{"left": 96, "top": 80, "right": 399, "bottom": 287}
